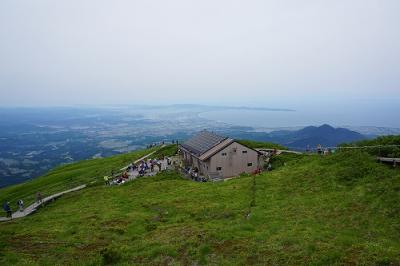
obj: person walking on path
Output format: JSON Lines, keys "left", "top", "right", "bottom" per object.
{"left": 150, "top": 160, "right": 154, "bottom": 172}
{"left": 36, "top": 192, "right": 43, "bottom": 205}
{"left": 104, "top": 175, "right": 109, "bottom": 185}
{"left": 317, "top": 144, "right": 322, "bottom": 155}
{"left": 17, "top": 199, "right": 24, "bottom": 212}
{"left": 3, "top": 202, "right": 12, "bottom": 218}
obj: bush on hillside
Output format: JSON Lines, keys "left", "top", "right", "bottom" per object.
{"left": 323, "top": 150, "right": 392, "bottom": 183}
{"left": 151, "top": 170, "right": 184, "bottom": 181}
{"left": 341, "top": 135, "right": 400, "bottom": 157}
{"left": 152, "top": 144, "right": 178, "bottom": 158}
{"left": 100, "top": 247, "right": 122, "bottom": 265}
{"left": 237, "top": 140, "right": 287, "bottom": 150}
{"left": 268, "top": 153, "right": 305, "bottom": 170}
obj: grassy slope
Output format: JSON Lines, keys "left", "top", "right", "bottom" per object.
{"left": 237, "top": 139, "right": 287, "bottom": 150}
{"left": 0, "top": 151, "right": 399, "bottom": 265}
{"left": 342, "top": 135, "right": 400, "bottom": 157}
{"left": 151, "top": 144, "right": 178, "bottom": 159}
{"left": 0, "top": 147, "right": 158, "bottom": 208}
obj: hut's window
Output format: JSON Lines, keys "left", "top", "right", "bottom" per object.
{"left": 247, "top": 163, "right": 253, "bottom": 167}
{"left": 242, "top": 150, "right": 247, "bottom": 154}
{"left": 221, "top": 152, "right": 227, "bottom": 156}
{"left": 216, "top": 167, "right": 222, "bottom": 171}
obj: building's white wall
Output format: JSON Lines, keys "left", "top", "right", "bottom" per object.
{"left": 209, "top": 142, "right": 259, "bottom": 178}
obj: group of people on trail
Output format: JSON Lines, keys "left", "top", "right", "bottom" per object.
{"left": 117, "top": 170, "right": 130, "bottom": 184}
{"left": 306, "top": 144, "right": 335, "bottom": 155}
{"left": 185, "top": 167, "right": 209, "bottom": 182}
{"left": 2, "top": 191, "right": 46, "bottom": 219}
{"left": 104, "top": 170, "right": 129, "bottom": 185}
{"left": 3, "top": 199, "right": 25, "bottom": 219}
{"left": 146, "top": 141, "right": 165, "bottom": 149}
{"left": 138, "top": 159, "right": 161, "bottom": 176}
{"left": 316, "top": 144, "right": 335, "bottom": 155}
{"left": 104, "top": 157, "right": 170, "bottom": 186}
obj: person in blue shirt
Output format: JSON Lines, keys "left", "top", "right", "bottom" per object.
{"left": 3, "top": 201, "right": 12, "bottom": 218}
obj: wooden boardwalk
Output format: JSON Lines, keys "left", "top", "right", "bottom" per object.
{"left": 119, "top": 146, "right": 164, "bottom": 171}
{"left": 0, "top": 147, "right": 166, "bottom": 222}
{"left": 0, "top": 184, "right": 86, "bottom": 222}
{"left": 377, "top": 157, "right": 400, "bottom": 165}
{"left": 256, "top": 148, "right": 303, "bottom": 155}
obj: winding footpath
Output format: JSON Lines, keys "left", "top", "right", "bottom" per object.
{"left": 0, "top": 147, "right": 165, "bottom": 222}
{"left": 256, "top": 148, "right": 303, "bottom": 155}
{"left": 0, "top": 185, "right": 86, "bottom": 222}
{"left": 119, "top": 146, "right": 165, "bottom": 172}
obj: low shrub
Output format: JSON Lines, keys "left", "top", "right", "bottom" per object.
{"left": 100, "top": 247, "right": 122, "bottom": 265}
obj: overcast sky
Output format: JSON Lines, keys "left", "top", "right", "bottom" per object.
{"left": 0, "top": 0, "right": 399, "bottom": 107}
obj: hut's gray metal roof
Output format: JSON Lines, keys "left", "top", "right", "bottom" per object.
{"left": 181, "top": 130, "right": 228, "bottom": 156}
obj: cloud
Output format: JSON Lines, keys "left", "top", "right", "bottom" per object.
{"left": 0, "top": 0, "right": 399, "bottom": 105}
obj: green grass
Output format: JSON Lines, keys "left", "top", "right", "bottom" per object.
{"left": 151, "top": 144, "right": 178, "bottom": 159}
{"left": 0, "top": 149, "right": 399, "bottom": 265}
{"left": 0, "top": 147, "right": 158, "bottom": 209}
{"left": 268, "top": 153, "right": 306, "bottom": 170}
{"left": 237, "top": 139, "right": 287, "bottom": 150}
{"left": 342, "top": 135, "right": 400, "bottom": 157}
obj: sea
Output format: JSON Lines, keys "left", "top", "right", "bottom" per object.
{"left": 199, "top": 99, "right": 400, "bottom": 129}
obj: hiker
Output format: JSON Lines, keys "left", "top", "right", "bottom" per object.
{"left": 3, "top": 202, "right": 12, "bottom": 218}
{"left": 317, "top": 144, "right": 322, "bottom": 155}
{"left": 104, "top": 175, "right": 109, "bottom": 185}
{"left": 129, "top": 163, "right": 136, "bottom": 172}
{"left": 117, "top": 175, "right": 124, "bottom": 184}
{"left": 36, "top": 192, "right": 43, "bottom": 204}
{"left": 123, "top": 171, "right": 129, "bottom": 179}
{"left": 139, "top": 161, "right": 145, "bottom": 173}
{"left": 130, "top": 162, "right": 136, "bottom": 172}
{"left": 139, "top": 165, "right": 145, "bottom": 176}
{"left": 267, "top": 163, "right": 272, "bottom": 171}
{"left": 17, "top": 199, "right": 24, "bottom": 212}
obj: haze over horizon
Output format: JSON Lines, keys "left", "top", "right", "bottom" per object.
{"left": 0, "top": 1, "right": 399, "bottom": 110}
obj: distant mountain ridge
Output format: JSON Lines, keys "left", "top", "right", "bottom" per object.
{"left": 222, "top": 124, "right": 366, "bottom": 150}
{"left": 276, "top": 124, "right": 366, "bottom": 149}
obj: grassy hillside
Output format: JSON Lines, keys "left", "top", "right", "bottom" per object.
{"left": 342, "top": 135, "right": 400, "bottom": 157}
{"left": 0, "top": 150, "right": 399, "bottom": 265}
{"left": 237, "top": 139, "right": 287, "bottom": 150}
{"left": 0, "top": 147, "right": 158, "bottom": 209}
{"left": 151, "top": 144, "right": 178, "bottom": 158}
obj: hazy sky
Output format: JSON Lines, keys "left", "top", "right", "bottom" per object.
{"left": 0, "top": 0, "right": 399, "bottom": 106}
